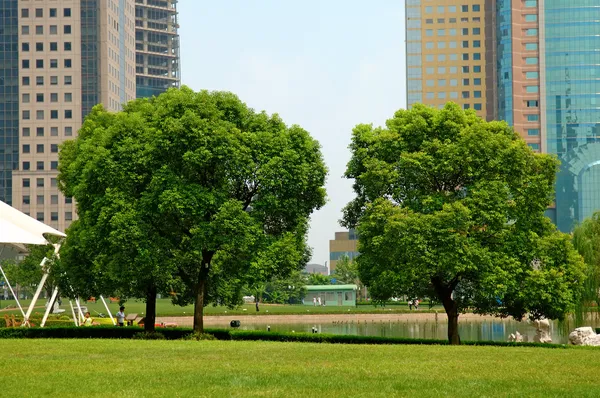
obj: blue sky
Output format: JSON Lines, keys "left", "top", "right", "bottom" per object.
{"left": 179, "top": 1, "right": 406, "bottom": 268}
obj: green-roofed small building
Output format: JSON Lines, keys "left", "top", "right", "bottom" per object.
{"left": 304, "top": 285, "right": 357, "bottom": 306}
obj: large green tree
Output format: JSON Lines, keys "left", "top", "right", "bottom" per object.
{"left": 343, "top": 103, "right": 586, "bottom": 344}
{"left": 58, "top": 87, "right": 327, "bottom": 332}
{"left": 572, "top": 212, "right": 600, "bottom": 322}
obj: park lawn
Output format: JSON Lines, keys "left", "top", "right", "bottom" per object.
{"left": 1, "top": 340, "right": 600, "bottom": 397}
{"left": 1, "top": 298, "right": 442, "bottom": 318}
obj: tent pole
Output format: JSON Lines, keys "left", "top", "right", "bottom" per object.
{"left": 41, "top": 287, "right": 59, "bottom": 328}
{"left": 0, "top": 264, "right": 26, "bottom": 317}
{"left": 23, "top": 258, "right": 49, "bottom": 327}
{"left": 69, "top": 301, "right": 78, "bottom": 326}
{"left": 100, "top": 295, "right": 116, "bottom": 326}
{"left": 75, "top": 297, "right": 84, "bottom": 322}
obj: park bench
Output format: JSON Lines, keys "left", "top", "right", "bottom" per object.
{"left": 126, "top": 313, "right": 138, "bottom": 326}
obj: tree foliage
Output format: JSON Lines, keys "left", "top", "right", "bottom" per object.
{"left": 343, "top": 103, "right": 586, "bottom": 344}
{"left": 572, "top": 212, "right": 600, "bottom": 322}
{"left": 307, "top": 273, "right": 331, "bottom": 286}
{"left": 58, "top": 87, "right": 327, "bottom": 331}
{"left": 332, "top": 255, "right": 358, "bottom": 284}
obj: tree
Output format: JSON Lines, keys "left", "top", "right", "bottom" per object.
{"left": 572, "top": 212, "right": 600, "bottom": 322}
{"left": 3, "top": 245, "right": 57, "bottom": 300}
{"left": 343, "top": 103, "right": 586, "bottom": 344}
{"left": 332, "top": 255, "right": 358, "bottom": 284}
{"left": 307, "top": 273, "right": 330, "bottom": 285}
{"left": 58, "top": 87, "right": 327, "bottom": 332}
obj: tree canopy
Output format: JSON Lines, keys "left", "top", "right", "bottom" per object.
{"left": 572, "top": 212, "right": 600, "bottom": 322}
{"left": 58, "top": 87, "right": 327, "bottom": 331}
{"left": 343, "top": 103, "right": 586, "bottom": 344}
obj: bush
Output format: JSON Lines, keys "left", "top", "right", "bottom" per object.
{"left": 0, "top": 326, "right": 193, "bottom": 340}
{"left": 132, "top": 331, "right": 166, "bottom": 340}
{"left": 182, "top": 332, "right": 217, "bottom": 341}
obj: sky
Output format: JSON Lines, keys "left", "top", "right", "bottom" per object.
{"left": 179, "top": 1, "right": 407, "bottom": 267}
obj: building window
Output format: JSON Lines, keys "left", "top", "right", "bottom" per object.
{"left": 35, "top": 42, "right": 43, "bottom": 52}
{"left": 64, "top": 93, "right": 72, "bottom": 102}
{"left": 528, "top": 129, "right": 540, "bottom": 136}
{"left": 526, "top": 71, "right": 539, "bottom": 79}
{"left": 474, "top": 91, "right": 482, "bottom": 98}
{"left": 425, "top": 6, "right": 433, "bottom": 13}
{"left": 65, "top": 212, "right": 73, "bottom": 221}
{"left": 525, "top": 0, "right": 537, "bottom": 7}
{"left": 51, "top": 144, "right": 59, "bottom": 153}
{"left": 23, "top": 196, "right": 30, "bottom": 205}
{"left": 22, "top": 93, "right": 30, "bottom": 103}
{"left": 463, "top": 78, "right": 470, "bottom": 86}
{"left": 449, "top": 28, "right": 457, "bottom": 36}
{"left": 64, "top": 76, "right": 72, "bottom": 85}
{"left": 35, "top": 8, "right": 43, "bottom": 18}
{"left": 36, "top": 110, "right": 44, "bottom": 120}
{"left": 37, "top": 195, "right": 44, "bottom": 205}
{"left": 474, "top": 78, "right": 481, "bottom": 86}
{"left": 51, "top": 178, "right": 57, "bottom": 187}
{"left": 526, "top": 29, "right": 538, "bottom": 36}
{"left": 21, "top": 8, "right": 29, "bottom": 17}
{"left": 23, "top": 162, "right": 30, "bottom": 171}
{"left": 50, "top": 42, "right": 58, "bottom": 51}
{"left": 527, "top": 100, "right": 539, "bottom": 107}
{"left": 526, "top": 86, "right": 539, "bottom": 93}
{"left": 50, "top": 8, "right": 57, "bottom": 17}
{"left": 65, "top": 197, "right": 73, "bottom": 204}
{"left": 50, "top": 76, "right": 58, "bottom": 85}
{"left": 37, "top": 212, "right": 45, "bottom": 222}
{"left": 36, "top": 127, "right": 44, "bottom": 136}
{"left": 450, "top": 79, "right": 458, "bottom": 86}
{"left": 22, "top": 128, "right": 30, "bottom": 137}
{"left": 462, "top": 53, "right": 469, "bottom": 60}
{"left": 22, "top": 26, "right": 29, "bottom": 35}
{"left": 64, "top": 110, "right": 72, "bottom": 119}
{"left": 51, "top": 93, "right": 58, "bottom": 102}
{"left": 64, "top": 8, "right": 71, "bottom": 17}
{"left": 473, "top": 40, "right": 481, "bottom": 48}
{"left": 449, "top": 5, "right": 457, "bottom": 12}
{"left": 527, "top": 114, "right": 540, "bottom": 122}
{"left": 462, "top": 41, "right": 469, "bottom": 48}
{"left": 35, "top": 25, "right": 43, "bottom": 35}
{"left": 51, "top": 110, "right": 58, "bottom": 119}
{"left": 525, "top": 43, "right": 538, "bottom": 51}
{"left": 50, "top": 25, "right": 57, "bottom": 35}
{"left": 51, "top": 127, "right": 59, "bottom": 136}
{"left": 51, "top": 212, "right": 59, "bottom": 222}
{"left": 462, "top": 91, "right": 470, "bottom": 99}
{"left": 37, "top": 161, "right": 44, "bottom": 171}
{"left": 473, "top": 28, "right": 480, "bottom": 35}
{"left": 426, "top": 29, "right": 433, "bottom": 37}
{"left": 525, "top": 14, "right": 537, "bottom": 22}
{"left": 36, "top": 76, "right": 44, "bottom": 86}
{"left": 64, "top": 42, "right": 72, "bottom": 51}
{"left": 64, "top": 25, "right": 71, "bottom": 34}
{"left": 473, "top": 53, "right": 481, "bottom": 60}
{"left": 528, "top": 143, "right": 540, "bottom": 151}
{"left": 36, "top": 144, "right": 44, "bottom": 153}
{"left": 36, "top": 59, "right": 43, "bottom": 68}
{"left": 461, "top": 5, "right": 468, "bottom": 12}
{"left": 51, "top": 195, "right": 58, "bottom": 205}
{"left": 526, "top": 57, "right": 538, "bottom": 65}
{"left": 64, "top": 59, "right": 72, "bottom": 68}
{"left": 474, "top": 104, "right": 482, "bottom": 111}
{"left": 65, "top": 127, "right": 73, "bottom": 136}
{"left": 473, "top": 66, "right": 481, "bottom": 73}
{"left": 426, "top": 42, "right": 434, "bottom": 49}
{"left": 23, "top": 179, "right": 30, "bottom": 188}
{"left": 51, "top": 161, "right": 58, "bottom": 170}
{"left": 438, "top": 29, "right": 445, "bottom": 36}
{"left": 22, "top": 144, "right": 30, "bottom": 154}
{"left": 463, "top": 104, "right": 470, "bottom": 109}
{"left": 22, "top": 59, "right": 29, "bottom": 69}
{"left": 472, "top": 5, "right": 480, "bottom": 11}
{"left": 462, "top": 66, "right": 470, "bottom": 73}
{"left": 462, "top": 28, "right": 469, "bottom": 35}
{"left": 22, "top": 76, "right": 30, "bottom": 86}
{"left": 22, "top": 42, "right": 29, "bottom": 51}
{"left": 22, "top": 110, "right": 30, "bottom": 120}
{"left": 50, "top": 59, "right": 57, "bottom": 68}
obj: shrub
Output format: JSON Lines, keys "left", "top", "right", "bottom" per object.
{"left": 132, "top": 331, "right": 166, "bottom": 340}
{"left": 182, "top": 332, "right": 217, "bottom": 341}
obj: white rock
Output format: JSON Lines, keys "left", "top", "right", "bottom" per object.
{"left": 533, "top": 319, "right": 552, "bottom": 343}
{"left": 568, "top": 327, "right": 600, "bottom": 346}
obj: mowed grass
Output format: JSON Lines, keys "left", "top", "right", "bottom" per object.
{"left": 1, "top": 340, "right": 600, "bottom": 397}
{"left": 1, "top": 298, "right": 441, "bottom": 317}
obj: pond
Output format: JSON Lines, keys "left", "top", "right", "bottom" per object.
{"left": 233, "top": 316, "right": 600, "bottom": 344}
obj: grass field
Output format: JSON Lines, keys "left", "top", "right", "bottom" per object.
{"left": 1, "top": 339, "right": 599, "bottom": 397}
{"left": 0, "top": 298, "right": 441, "bottom": 317}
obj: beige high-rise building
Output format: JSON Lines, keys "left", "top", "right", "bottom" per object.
{"left": 406, "top": 0, "right": 496, "bottom": 121}
{"left": 11, "top": 0, "right": 136, "bottom": 232}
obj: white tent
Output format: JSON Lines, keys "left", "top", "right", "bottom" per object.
{"left": 0, "top": 200, "right": 66, "bottom": 326}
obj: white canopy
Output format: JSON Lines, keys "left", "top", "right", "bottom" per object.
{"left": 0, "top": 200, "right": 66, "bottom": 247}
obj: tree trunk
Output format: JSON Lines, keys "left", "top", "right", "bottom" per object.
{"left": 433, "top": 277, "right": 461, "bottom": 345}
{"left": 193, "top": 275, "right": 206, "bottom": 333}
{"left": 144, "top": 285, "right": 157, "bottom": 332}
{"left": 446, "top": 307, "right": 460, "bottom": 345}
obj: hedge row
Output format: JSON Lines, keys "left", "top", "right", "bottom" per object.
{"left": 0, "top": 326, "right": 581, "bottom": 348}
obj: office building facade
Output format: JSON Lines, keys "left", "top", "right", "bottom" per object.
{"left": 329, "top": 229, "right": 359, "bottom": 274}
{"left": 406, "top": 0, "right": 600, "bottom": 232}
{"left": 2, "top": 0, "right": 137, "bottom": 232}
{"left": 134, "top": 0, "right": 179, "bottom": 98}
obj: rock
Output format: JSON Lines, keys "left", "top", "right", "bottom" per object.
{"left": 568, "top": 327, "right": 600, "bottom": 346}
{"left": 533, "top": 319, "right": 552, "bottom": 343}
{"left": 507, "top": 331, "right": 524, "bottom": 343}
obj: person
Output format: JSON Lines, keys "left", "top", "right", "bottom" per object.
{"left": 317, "top": 296, "right": 322, "bottom": 306}
{"left": 255, "top": 300, "right": 259, "bottom": 312}
{"left": 116, "top": 306, "right": 125, "bottom": 327}
{"left": 414, "top": 299, "right": 419, "bottom": 310}
{"left": 312, "top": 297, "right": 316, "bottom": 306}
{"left": 408, "top": 299, "right": 413, "bottom": 310}
{"left": 82, "top": 312, "right": 93, "bottom": 327}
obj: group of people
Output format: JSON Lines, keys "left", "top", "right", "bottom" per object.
{"left": 408, "top": 299, "right": 420, "bottom": 310}
{"left": 81, "top": 306, "right": 126, "bottom": 327}
{"left": 312, "top": 297, "right": 325, "bottom": 306}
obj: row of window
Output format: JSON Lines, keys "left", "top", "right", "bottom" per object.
{"left": 22, "top": 58, "right": 72, "bottom": 69}
{"left": 425, "top": 78, "right": 483, "bottom": 87}
{"left": 22, "top": 40, "right": 72, "bottom": 52}
{"left": 22, "top": 93, "right": 73, "bottom": 103}
{"left": 22, "top": 110, "right": 73, "bottom": 120}
{"left": 425, "top": 28, "right": 482, "bottom": 37}
{"left": 423, "top": 53, "right": 482, "bottom": 62}
{"left": 23, "top": 195, "right": 72, "bottom": 206}
{"left": 22, "top": 126, "right": 73, "bottom": 137}
{"left": 22, "top": 75, "right": 72, "bottom": 86}
{"left": 425, "top": 65, "right": 482, "bottom": 74}
{"left": 425, "top": 91, "right": 483, "bottom": 101}
{"left": 22, "top": 144, "right": 59, "bottom": 154}
{"left": 425, "top": 40, "right": 481, "bottom": 49}
{"left": 21, "top": 7, "right": 72, "bottom": 18}
{"left": 424, "top": 4, "right": 481, "bottom": 13}
{"left": 425, "top": 17, "right": 481, "bottom": 24}
{"left": 21, "top": 25, "right": 71, "bottom": 36}
{"left": 28, "top": 211, "right": 73, "bottom": 223}
{"left": 22, "top": 160, "right": 58, "bottom": 171}
{"left": 22, "top": 177, "right": 57, "bottom": 189}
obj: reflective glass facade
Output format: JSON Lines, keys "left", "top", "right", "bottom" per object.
{"left": 496, "top": 0, "right": 513, "bottom": 125}
{"left": 81, "top": 0, "right": 99, "bottom": 119}
{"left": 0, "top": 0, "right": 18, "bottom": 205}
{"left": 406, "top": 0, "right": 422, "bottom": 107}
{"left": 544, "top": 2, "right": 600, "bottom": 231}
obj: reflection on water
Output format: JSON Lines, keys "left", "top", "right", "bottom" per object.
{"left": 237, "top": 317, "right": 600, "bottom": 344}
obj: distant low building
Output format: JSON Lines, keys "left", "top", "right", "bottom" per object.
{"left": 304, "top": 285, "right": 357, "bottom": 306}
{"left": 304, "top": 263, "right": 328, "bottom": 275}
{"left": 329, "top": 229, "right": 359, "bottom": 273}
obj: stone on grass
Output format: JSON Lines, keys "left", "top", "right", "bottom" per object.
{"left": 568, "top": 327, "right": 600, "bottom": 346}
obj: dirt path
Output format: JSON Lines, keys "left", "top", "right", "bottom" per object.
{"left": 156, "top": 312, "right": 505, "bottom": 327}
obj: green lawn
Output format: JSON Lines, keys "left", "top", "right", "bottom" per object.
{"left": 1, "top": 339, "right": 599, "bottom": 397}
{"left": 1, "top": 298, "right": 441, "bottom": 317}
